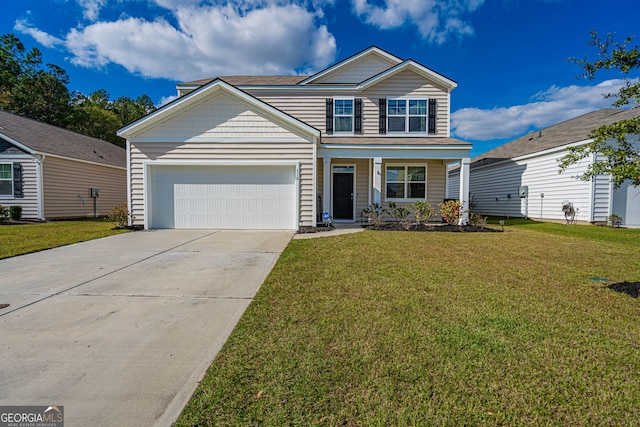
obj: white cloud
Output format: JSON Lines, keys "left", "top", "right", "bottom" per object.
{"left": 14, "top": 19, "right": 64, "bottom": 48}
{"left": 78, "top": 0, "right": 107, "bottom": 21}
{"left": 22, "top": 2, "right": 336, "bottom": 82}
{"left": 158, "top": 94, "right": 178, "bottom": 107}
{"left": 351, "top": 0, "right": 485, "bottom": 43}
{"left": 451, "top": 79, "right": 627, "bottom": 141}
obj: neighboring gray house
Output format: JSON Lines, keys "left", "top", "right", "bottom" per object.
{"left": 0, "top": 111, "right": 127, "bottom": 220}
{"left": 448, "top": 107, "right": 640, "bottom": 227}
{"left": 118, "top": 47, "right": 473, "bottom": 230}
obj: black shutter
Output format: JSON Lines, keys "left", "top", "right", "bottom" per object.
{"left": 13, "top": 162, "right": 23, "bottom": 198}
{"left": 428, "top": 99, "right": 437, "bottom": 134}
{"left": 325, "top": 98, "right": 334, "bottom": 134}
{"left": 378, "top": 99, "right": 387, "bottom": 134}
{"left": 354, "top": 98, "right": 363, "bottom": 134}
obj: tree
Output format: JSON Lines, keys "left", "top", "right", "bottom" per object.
{"left": 559, "top": 31, "right": 640, "bottom": 188}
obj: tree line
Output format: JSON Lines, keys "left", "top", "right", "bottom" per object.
{"left": 0, "top": 33, "right": 156, "bottom": 147}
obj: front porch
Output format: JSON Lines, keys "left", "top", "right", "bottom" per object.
{"left": 317, "top": 142, "right": 471, "bottom": 224}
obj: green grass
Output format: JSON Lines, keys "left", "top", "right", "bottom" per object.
{"left": 176, "top": 225, "right": 640, "bottom": 426}
{"left": 488, "top": 217, "right": 639, "bottom": 247}
{"left": 0, "top": 219, "right": 130, "bottom": 259}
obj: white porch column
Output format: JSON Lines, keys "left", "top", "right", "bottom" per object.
{"left": 373, "top": 157, "right": 382, "bottom": 205}
{"left": 323, "top": 156, "right": 331, "bottom": 217}
{"left": 459, "top": 157, "right": 470, "bottom": 225}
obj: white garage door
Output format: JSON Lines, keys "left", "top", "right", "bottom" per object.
{"left": 149, "top": 165, "right": 297, "bottom": 229}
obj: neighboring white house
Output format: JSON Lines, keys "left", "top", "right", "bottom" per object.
{"left": 448, "top": 107, "right": 640, "bottom": 227}
{"left": 118, "top": 46, "right": 473, "bottom": 230}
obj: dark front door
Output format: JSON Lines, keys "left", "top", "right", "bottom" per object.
{"left": 333, "top": 172, "right": 354, "bottom": 220}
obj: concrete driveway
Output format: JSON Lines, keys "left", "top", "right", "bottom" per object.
{"left": 0, "top": 229, "right": 292, "bottom": 427}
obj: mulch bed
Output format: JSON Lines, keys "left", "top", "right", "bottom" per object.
{"left": 608, "top": 282, "right": 640, "bottom": 298}
{"left": 367, "top": 223, "right": 502, "bottom": 232}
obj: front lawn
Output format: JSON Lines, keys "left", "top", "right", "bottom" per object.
{"left": 0, "top": 219, "right": 130, "bottom": 259}
{"left": 176, "top": 225, "right": 640, "bottom": 426}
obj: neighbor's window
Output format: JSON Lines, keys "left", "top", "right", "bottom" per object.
{"left": 385, "top": 165, "right": 426, "bottom": 200}
{"left": 0, "top": 164, "right": 12, "bottom": 196}
{"left": 334, "top": 99, "right": 354, "bottom": 133}
{"left": 387, "top": 99, "right": 428, "bottom": 133}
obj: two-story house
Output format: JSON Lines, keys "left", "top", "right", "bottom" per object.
{"left": 117, "top": 47, "right": 472, "bottom": 230}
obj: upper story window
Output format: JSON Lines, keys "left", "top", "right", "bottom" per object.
{"left": 0, "top": 164, "right": 13, "bottom": 196}
{"left": 334, "top": 99, "right": 354, "bottom": 133}
{"left": 379, "top": 98, "right": 437, "bottom": 135}
{"left": 388, "top": 98, "right": 427, "bottom": 133}
{"left": 325, "top": 98, "right": 363, "bottom": 135}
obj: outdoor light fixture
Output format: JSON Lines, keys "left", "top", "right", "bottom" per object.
{"left": 499, "top": 220, "right": 505, "bottom": 231}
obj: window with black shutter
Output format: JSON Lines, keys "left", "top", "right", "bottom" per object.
{"left": 355, "top": 98, "right": 363, "bottom": 134}
{"left": 13, "top": 163, "right": 23, "bottom": 198}
{"left": 325, "top": 98, "right": 334, "bottom": 134}
{"left": 428, "top": 99, "right": 437, "bottom": 134}
{"left": 378, "top": 99, "right": 387, "bottom": 134}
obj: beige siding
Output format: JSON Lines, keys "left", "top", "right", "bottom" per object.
{"left": 137, "top": 93, "right": 303, "bottom": 140}
{"left": 0, "top": 157, "right": 39, "bottom": 219}
{"left": 43, "top": 157, "right": 126, "bottom": 219}
{"left": 312, "top": 55, "right": 398, "bottom": 84}
{"left": 130, "top": 141, "right": 315, "bottom": 227}
{"left": 248, "top": 69, "right": 450, "bottom": 137}
{"left": 354, "top": 159, "right": 370, "bottom": 217}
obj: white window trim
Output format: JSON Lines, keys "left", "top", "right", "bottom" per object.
{"left": 386, "top": 97, "right": 429, "bottom": 135}
{"left": 333, "top": 97, "right": 355, "bottom": 135}
{"left": 0, "top": 163, "right": 14, "bottom": 198}
{"left": 384, "top": 163, "right": 427, "bottom": 202}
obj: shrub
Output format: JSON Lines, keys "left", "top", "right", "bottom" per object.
{"left": 362, "top": 203, "right": 384, "bottom": 228}
{"left": 106, "top": 202, "right": 130, "bottom": 229}
{"left": 0, "top": 206, "right": 8, "bottom": 222}
{"left": 384, "top": 202, "right": 413, "bottom": 230}
{"left": 9, "top": 205, "right": 22, "bottom": 221}
{"left": 437, "top": 200, "right": 462, "bottom": 225}
{"left": 469, "top": 213, "right": 488, "bottom": 228}
{"left": 414, "top": 201, "right": 435, "bottom": 225}
{"left": 607, "top": 214, "right": 623, "bottom": 228}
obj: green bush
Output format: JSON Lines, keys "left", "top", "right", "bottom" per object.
{"left": 414, "top": 201, "right": 434, "bottom": 225}
{"left": 0, "top": 206, "right": 8, "bottom": 222}
{"left": 9, "top": 205, "right": 22, "bottom": 221}
{"left": 384, "top": 202, "right": 413, "bottom": 230}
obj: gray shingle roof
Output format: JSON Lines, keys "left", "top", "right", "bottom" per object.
{"left": 0, "top": 111, "right": 125, "bottom": 168}
{"left": 470, "top": 107, "right": 640, "bottom": 170}
{"left": 181, "top": 76, "right": 310, "bottom": 87}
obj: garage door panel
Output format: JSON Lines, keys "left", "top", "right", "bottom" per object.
{"left": 150, "top": 165, "right": 296, "bottom": 230}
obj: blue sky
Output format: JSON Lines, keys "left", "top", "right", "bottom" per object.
{"left": 2, "top": 0, "right": 638, "bottom": 156}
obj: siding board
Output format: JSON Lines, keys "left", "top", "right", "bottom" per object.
{"left": 43, "top": 157, "right": 126, "bottom": 219}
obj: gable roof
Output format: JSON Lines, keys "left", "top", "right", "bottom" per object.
{"left": 298, "top": 46, "right": 402, "bottom": 85}
{"left": 176, "top": 46, "right": 456, "bottom": 92}
{"left": 179, "top": 75, "right": 308, "bottom": 89}
{"left": 469, "top": 107, "right": 640, "bottom": 170}
{"left": 359, "top": 59, "right": 457, "bottom": 91}
{"left": 0, "top": 110, "right": 126, "bottom": 168}
{"left": 118, "top": 79, "right": 320, "bottom": 141}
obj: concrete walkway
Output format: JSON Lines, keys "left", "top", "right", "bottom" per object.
{"left": 293, "top": 222, "right": 365, "bottom": 239}
{"left": 0, "top": 230, "right": 292, "bottom": 427}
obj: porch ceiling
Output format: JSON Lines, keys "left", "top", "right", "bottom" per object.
{"left": 321, "top": 136, "right": 471, "bottom": 146}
